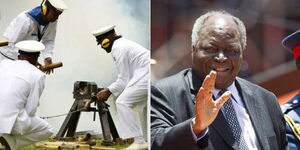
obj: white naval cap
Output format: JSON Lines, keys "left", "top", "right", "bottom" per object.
{"left": 15, "top": 40, "right": 45, "bottom": 53}
{"left": 92, "top": 25, "right": 116, "bottom": 37}
{"left": 47, "top": 0, "right": 68, "bottom": 12}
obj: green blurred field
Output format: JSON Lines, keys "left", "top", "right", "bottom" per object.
{"left": 20, "top": 139, "right": 130, "bottom": 150}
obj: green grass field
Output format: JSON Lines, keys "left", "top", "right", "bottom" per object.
{"left": 20, "top": 139, "right": 130, "bottom": 150}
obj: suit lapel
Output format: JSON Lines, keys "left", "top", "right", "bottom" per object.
{"left": 235, "top": 79, "right": 270, "bottom": 150}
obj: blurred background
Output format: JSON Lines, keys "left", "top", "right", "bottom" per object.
{"left": 151, "top": 0, "right": 300, "bottom": 103}
{"left": 0, "top": 0, "right": 150, "bottom": 136}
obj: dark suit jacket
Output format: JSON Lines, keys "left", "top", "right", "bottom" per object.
{"left": 151, "top": 69, "right": 287, "bottom": 150}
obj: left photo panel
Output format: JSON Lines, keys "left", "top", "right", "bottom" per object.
{"left": 0, "top": 0, "right": 150, "bottom": 149}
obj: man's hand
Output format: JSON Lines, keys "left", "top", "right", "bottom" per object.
{"left": 192, "top": 70, "right": 232, "bottom": 134}
{"left": 96, "top": 88, "right": 112, "bottom": 101}
{"left": 44, "top": 57, "right": 53, "bottom": 74}
{"left": 36, "top": 62, "right": 43, "bottom": 69}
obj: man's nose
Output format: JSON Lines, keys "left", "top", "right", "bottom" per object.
{"left": 214, "top": 50, "right": 227, "bottom": 62}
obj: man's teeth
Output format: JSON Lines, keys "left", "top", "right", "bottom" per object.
{"left": 214, "top": 68, "right": 227, "bottom": 71}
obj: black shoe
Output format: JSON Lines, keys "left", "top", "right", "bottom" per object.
{"left": 0, "top": 137, "right": 11, "bottom": 150}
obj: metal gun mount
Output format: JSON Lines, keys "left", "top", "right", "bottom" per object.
{"left": 55, "top": 81, "right": 119, "bottom": 146}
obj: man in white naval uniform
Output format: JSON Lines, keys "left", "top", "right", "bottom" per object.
{"left": 0, "top": 0, "right": 68, "bottom": 74}
{"left": 0, "top": 40, "right": 53, "bottom": 150}
{"left": 92, "top": 25, "right": 149, "bottom": 150}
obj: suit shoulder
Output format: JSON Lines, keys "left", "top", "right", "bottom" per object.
{"left": 152, "top": 69, "right": 188, "bottom": 89}
{"left": 236, "top": 77, "right": 275, "bottom": 96}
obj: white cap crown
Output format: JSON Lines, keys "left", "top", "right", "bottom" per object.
{"left": 48, "top": 0, "right": 68, "bottom": 12}
{"left": 92, "top": 25, "right": 116, "bottom": 37}
{"left": 15, "top": 40, "right": 45, "bottom": 53}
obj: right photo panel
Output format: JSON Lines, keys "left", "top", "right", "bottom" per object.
{"left": 151, "top": 0, "right": 300, "bottom": 150}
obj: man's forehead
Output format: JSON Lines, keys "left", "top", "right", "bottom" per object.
{"left": 200, "top": 15, "right": 239, "bottom": 37}
{"left": 203, "top": 14, "right": 236, "bottom": 29}
{"left": 215, "top": 18, "right": 227, "bottom": 28}
{"left": 197, "top": 16, "right": 241, "bottom": 48}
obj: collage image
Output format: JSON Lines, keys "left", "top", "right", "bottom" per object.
{"left": 1, "top": 0, "right": 300, "bottom": 150}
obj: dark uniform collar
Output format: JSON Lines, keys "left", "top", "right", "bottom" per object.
{"left": 283, "top": 93, "right": 300, "bottom": 114}
{"left": 26, "top": 6, "right": 49, "bottom": 26}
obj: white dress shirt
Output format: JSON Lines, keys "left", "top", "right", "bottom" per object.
{"left": 213, "top": 82, "right": 260, "bottom": 149}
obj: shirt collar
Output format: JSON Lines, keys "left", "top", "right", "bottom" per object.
{"left": 26, "top": 6, "right": 49, "bottom": 26}
{"left": 213, "top": 81, "right": 241, "bottom": 104}
{"left": 111, "top": 37, "right": 122, "bottom": 53}
{"left": 188, "top": 69, "right": 239, "bottom": 99}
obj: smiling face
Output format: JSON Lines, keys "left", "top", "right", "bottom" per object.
{"left": 192, "top": 14, "right": 243, "bottom": 89}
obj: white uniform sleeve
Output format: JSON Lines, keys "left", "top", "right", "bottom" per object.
{"left": 25, "top": 75, "right": 45, "bottom": 116}
{"left": 3, "top": 14, "right": 31, "bottom": 43}
{"left": 41, "top": 21, "right": 57, "bottom": 59}
{"left": 3, "top": 14, "right": 31, "bottom": 59}
{"left": 108, "top": 50, "right": 130, "bottom": 96}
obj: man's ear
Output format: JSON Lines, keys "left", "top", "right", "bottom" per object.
{"left": 192, "top": 45, "right": 197, "bottom": 53}
{"left": 191, "top": 45, "right": 195, "bottom": 57}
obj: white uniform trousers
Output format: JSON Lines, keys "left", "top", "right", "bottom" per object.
{"left": 116, "top": 85, "right": 147, "bottom": 140}
{"left": 0, "top": 115, "right": 53, "bottom": 150}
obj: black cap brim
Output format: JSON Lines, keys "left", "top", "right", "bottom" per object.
{"left": 282, "top": 30, "right": 300, "bottom": 52}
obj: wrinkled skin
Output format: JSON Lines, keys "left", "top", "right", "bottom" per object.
{"left": 192, "top": 14, "right": 243, "bottom": 89}
{"left": 192, "top": 14, "right": 244, "bottom": 134}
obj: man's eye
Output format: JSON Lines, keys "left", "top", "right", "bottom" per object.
{"left": 227, "top": 49, "right": 240, "bottom": 54}
{"left": 204, "top": 48, "right": 217, "bottom": 53}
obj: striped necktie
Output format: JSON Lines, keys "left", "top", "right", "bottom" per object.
{"left": 219, "top": 89, "right": 248, "bottom": 150}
